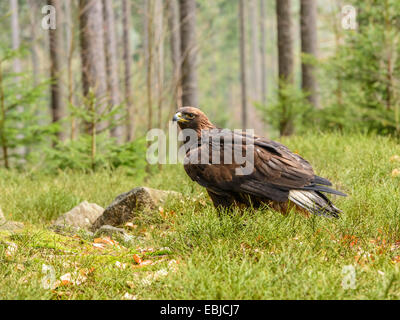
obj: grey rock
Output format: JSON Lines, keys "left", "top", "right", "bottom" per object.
{"left": 91, "top": 187, "right": 182, "bottom": 231}
{"left": 51, "top": 201, "right": 104, "bottom": 231}
{"left": 94, "top": 225, "right": 135, "bottom": 244}
{"left": 0, "top": 207, "right": 24, "bottom": 232}
{"left": 94, "top": 225, "right": 127, "bottom": 238}
{"left": 0, "top": 221, "right": 24, "bottom": 232}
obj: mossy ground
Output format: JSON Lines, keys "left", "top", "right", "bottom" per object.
{"left": 1, "top": 132, "right": 400, "bottom": 299}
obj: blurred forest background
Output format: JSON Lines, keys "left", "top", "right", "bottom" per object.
{"left": 0, "top": 0, "right": 399, "bottom": 172}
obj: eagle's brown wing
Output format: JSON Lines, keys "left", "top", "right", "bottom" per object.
{"left": 184, "top": 130, "right": 344, "bottom": 205}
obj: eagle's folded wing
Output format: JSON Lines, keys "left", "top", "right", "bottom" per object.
{"left": 184, "top": 132, "right": 345, "bottom": 204}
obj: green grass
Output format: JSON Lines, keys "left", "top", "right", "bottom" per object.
{"left": 1, "top": 132, "right": 400, "bottom": 299}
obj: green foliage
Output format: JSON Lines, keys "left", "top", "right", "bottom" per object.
{"left": 0, "top": 49, "right": 56, "bottom": 168}
{"left": 41, "top": 134, "right": 148, "bottom": 175}
{"left": 317, "top": 0, "right": 400, "bottom": 136}
{"left": 256, "top": 81, "right": 313, "bottom": 137}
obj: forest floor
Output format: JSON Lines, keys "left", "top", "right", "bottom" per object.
{"left": 1, "top": 132, "right": 400, "bottom": 300}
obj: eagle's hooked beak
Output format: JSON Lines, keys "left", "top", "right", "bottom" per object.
{"left": 172, "top": 112, "right": 189, "bottom": 123}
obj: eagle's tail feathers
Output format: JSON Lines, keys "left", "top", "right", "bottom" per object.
{"left": 288, "top": 190, "right": 341, "bottom": 218}
{"left": 313, "top": 175, "right": 333, "bottom": 186}
{"left": 303, "top": 184, "right": 347, "bottom": 197}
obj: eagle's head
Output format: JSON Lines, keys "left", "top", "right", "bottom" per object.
{"left": 172, "top": 107, "right": 215, "bottom": 133}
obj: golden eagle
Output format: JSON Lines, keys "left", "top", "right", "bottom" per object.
{"left": 173, "top": 107, "right": 346, "bottom": 217}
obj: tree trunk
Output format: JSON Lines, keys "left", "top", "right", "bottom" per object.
{"left": 103, "top": 0, "right": 123, "bottom": 142}
{"left": 179, "top": 0, "right": 198, "bottom": 107}
{"left": 79, "top": 0, "right": 108, "bottom": 133}
{"left": 249, "top": 0, "right": 261, "bottom": 102}
{"left": 276, "top": 0, "right": 294, "bottom": 136}
{"left": 300, "top": 0, "right": 319, "bottom": 108}
{"left": 48, "top": 0, "right": 66, "bottom": 142}
{"left": 239, "top": 0, "right": 248, "bottom": 129}
{"left": 10, "top": 0, "right": 21, "bottom": 76}
{"left": 122, "top": 0, "right": 134, "bottom": 141}
{"left": 65, "top": 0, "right": 78, "bottom": 140}
{"left": 330, "top": 0, "right": 343, "bottom": 108}
{"left": 259, "top": 0, "right": 267, "bottom": 105}
{"left": 27, "top": 0, "right": 39, "bottom": 87}
{"left": 154, "top": 0, "right": 164, "bottom": 129}
{"left": 0, "top": 63, "right": 9, "bottom": 169}
{"left": 10, "top": 0, "right": 27, "bottom": 157}
{"left": 144, "top": 0, "right": 154, "bottom": 131}
{"left": 167, "top": 0, "right": 182, "bottom": 115}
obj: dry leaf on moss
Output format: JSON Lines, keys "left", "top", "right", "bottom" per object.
{"left": 392, "top": 169, "right": 400, "bottom": 178}
{"left": 390, "top": 155, "right": 400, "bottom": 163}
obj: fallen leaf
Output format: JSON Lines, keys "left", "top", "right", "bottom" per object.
{"left": 125, "top": 222, "right": 137, "bottom": 229}
{"left": 392, "top": 168, "right": 400, "bottom": 178}
{"left": 168, "top": 259, "right": 179, "bottom": 272}
{"left": 391, "top": 241, "right": 400, "bottom": 251}
{"left": 80, "top": 267, "right": 95, "bottom": 276}
{"left": 140, "top": 260, "right": 153, "bottom": 266}
{"left": 138, "top": 247, "right": 155, "bottom": 253}
{"left": 94, "top": 237, "right": 117, "bottom": 246}
{"left": 341, "top": 235, "right": 358, "bottom": 248}
{"left": 16, "top": 264, "right": 25, "bottom": 271}
{"left": 122, "top": 292, "right": 137, "bottom": 300}
{"left": 60, "top": 273, "right": 72, "bottom": 286}
{"left": 392, "top": 256, "right": 400, "bottom": 264}
{"left": 115, "top": 261, "right": 128, "bottom": 270}
{"left": 390, "top": 155, "right": 400, "bottom": 163}
{"left": 5, "top": 242, "right": 18, "bottom": 257}
{"left": 92, "top": 243, "right": 107, "bottom": 250}
{"left": 58, "top": 270, "right": 89, "bottom": 287}
{"left": 154, "top": 269, "right": 168, "bottom": 278}
{"left": 133, "top": 254, "right": 142, "bottom": 264}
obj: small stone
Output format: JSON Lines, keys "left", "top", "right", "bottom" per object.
{"left": 91, "top": 187, "right": 182, "bottom": 231}
{"left": 94, "top": 225, "right": 127, "bottom": 238}
{"left": 0, "top": 207, "right": 24, "bottom": 232}
{"left": 51, "top": 201, "right": 104, "bottom": 232}
{"left": 0, "top": 221, "right": 24, "bottom": 232}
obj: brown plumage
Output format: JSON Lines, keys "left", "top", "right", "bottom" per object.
{"left": 173, "top": 107, "right": 346, "bottom": 217}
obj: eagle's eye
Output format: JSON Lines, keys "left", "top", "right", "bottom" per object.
{"left": 186, "top": 113, "right": 195, "bottom": 120}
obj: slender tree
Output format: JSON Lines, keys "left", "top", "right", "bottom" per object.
{"left": 259, "top": 0, "right": 267, "bottom": 105}
{"left": 239, "top": 0, "right": 248, "bottom": 128}
{"left": 154, "top": 0, "right": 165, "bottom": 129}
{"left": 10, "top": 0, "right": 26, "bottom": 157}
{"left": 79, "top": 0, "right": 108, "bottom": 132}
{"left": 48, "top": 0, "right": 66, "bottom": 141}
{"left": 179, "top": 0, "right": 198, "bottom": 107}
{"left": 122, "top": 0, "right": 134, "bottom": 141}
{"left": 10, "top": 0, "right": 21, "bottom": 77}
{"left": 144, "top": 0, "right": 154, "bottom": 131}
{"left": 103, "top": 0, "right": 123, "bottom": 142}
{"left": 276, "top": 0, "right": 294, "bottom": 136}
{"left": 65, "top": 0, "right": 78, "bottom": 140}
{"left": 330, "top": 0, "right": 343, "bottom": 108}
{"left": 300, "top": 0, "right": 319, "bottom": 108}
{"left": 27, "top": 0, "right": 39, "bottom": 87}
{"left": 249, "top": 0, "right": 261, "bottom": 102}
{"left": 0, "top": 62, "right": 9, "bottom": 168}
{"left": 167, "top": 0, "right": 182, "bottom": 114}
